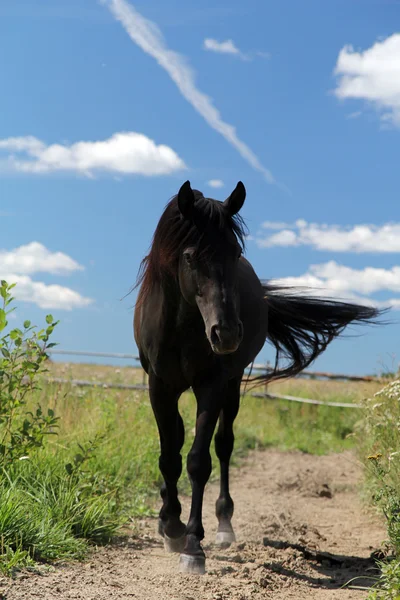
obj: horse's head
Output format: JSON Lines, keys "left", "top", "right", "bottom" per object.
{"left": 177, "top": 180, "right": 246, "bottom": 355}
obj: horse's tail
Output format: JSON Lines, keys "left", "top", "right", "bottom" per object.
{"left": 250, "top": 283, "right": 386, "bottom": 385}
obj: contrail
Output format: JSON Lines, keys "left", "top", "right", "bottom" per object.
{"left": 103, "top": 0, "right": 276, "bottom": 184}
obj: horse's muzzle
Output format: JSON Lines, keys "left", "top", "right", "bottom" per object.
{"left": 210, "top": 321, "right": 243, "bottom": 355}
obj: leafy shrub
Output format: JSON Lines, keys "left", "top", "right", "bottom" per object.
{"left": 357, "top": 379, "right": 400, "bottom": 597}
{"left": 0, "top": 280, "right": 59, "bottom": 465}
{"left": 0, "top": 282, "right": 121, "bottom": 575}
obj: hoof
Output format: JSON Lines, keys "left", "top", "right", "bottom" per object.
{"left": 164, "top": 534, "right": 186, "bottom": 554}
{"left": 179, "top": 553, "right": 206, "bottom": 575}
{"left": 215, "top": 530, "right": 236, "bottom": 547}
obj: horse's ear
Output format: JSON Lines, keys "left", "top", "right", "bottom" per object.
{"left": 177, "top": 180, "right": 196, "bottom": 220}
{"left": 224, "top": 181, "right": 246, "bottom": 215}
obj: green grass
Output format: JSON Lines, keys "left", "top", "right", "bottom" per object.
{"left": 354, "top": 379, "right": 400, "bottom": 599}
{"left": 366, "top": 559, "right": 400, "bottom": 599}
{"left": 0, "top": 363, "right": 379, "bottom": 575}
{"left": 36, "top": 376, "right": 364, "bottom": 492}
{"left": 235, "top": 393, "right": 359, "bottom": 455}
{"left": 0, "top": 451, "right": 121, "bottom": 576}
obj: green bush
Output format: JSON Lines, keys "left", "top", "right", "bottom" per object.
{"left": 0, "top": 280, "right": 59, "bottom": 465}
{"left": 357, "top": 379, "right": 400, "bottom": 598}
{"left": 0, "top": 282, "right": 121, "bottom": 575}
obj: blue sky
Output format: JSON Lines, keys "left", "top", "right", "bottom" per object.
{"left": 1, "top": 0, "right": 400, "bottom": 375}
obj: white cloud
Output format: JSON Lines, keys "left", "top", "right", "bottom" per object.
{"left": 271, "top": 261, "right": 400, "bottom": 310}
{"left": 203, "top": 38, "right": 270, "bottom": 62}
{"left": 262, "top": 230, "right": 298, "bottom": 247}
{"left": 0, "top": 132, "right": 186, "bottom": 176}
{"left": 334, "top": 33, "right": 400, "bottom": 125}
{"left": 0, "top": 242, "right": 83, "bottom": 276}
{"left": 257, "top": 221, "right": 400, "bottom": 253}
{"left": 1, "top": 243, "right": 92, "bottom": 310}
{"left": 387, "top": 298, "right": 400, "bottom": 309}
{"left": 204, "top": 38, "right": 243, "bottom": 57}
{"left": 3, "top": 274, "right": 93, "bottom": 310}
{"left": 207, "top": 179, "right": 224, "bottom": 188}
{"left": 104, "top": 0, "right": 276, "bottom": 184}
{"left": 204, "top": 38, "right": 240, "bottom": 55}
{"left": 306, "top": 262, "right": 400, "bottom": 295}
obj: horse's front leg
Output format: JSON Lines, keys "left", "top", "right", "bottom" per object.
{"left": 215, "top": 376, "right": 241, "bottom": 547}
{"left": 180, "top": 377, "right": 225, "bottom": 574}
{"left": 149, "top": 371, "right": 186, "bottom": 553}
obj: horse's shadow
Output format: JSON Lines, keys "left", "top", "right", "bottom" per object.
{"left": 114, "top": 529, "right": 382, "bottom": 590}
{"left": 213, "top": 537, "right": 382, "bottom": 591}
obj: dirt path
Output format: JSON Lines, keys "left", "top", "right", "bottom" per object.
{"left": 3, "top": 450, "right": 385, "bottom": 600}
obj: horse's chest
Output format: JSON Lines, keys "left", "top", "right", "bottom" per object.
{"left": 179, "top": 336, "right": 214, "bottom": 376}
{"left": 147, "top": 321, "right": 213, "bottom": 385}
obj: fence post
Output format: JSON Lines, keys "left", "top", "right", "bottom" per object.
{"left": 265, "top": 361, "right": 270, "bottom": 394}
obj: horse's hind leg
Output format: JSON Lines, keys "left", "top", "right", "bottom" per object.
{"left": 149, "top": 371, "right": 186, "bottom": 553}
{"left": 214, "top": 376, "right": 241, "bottom": 547}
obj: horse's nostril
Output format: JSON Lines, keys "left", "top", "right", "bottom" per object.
{"left": 210, "top": 325, "right": 220, "bottom": 346}
{"left": 210, "top": 322, "right": 243, "bottom": 349}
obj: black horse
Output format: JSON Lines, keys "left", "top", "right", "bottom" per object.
{"left": 133, "top": 181, "right": 380, "bottom": 574}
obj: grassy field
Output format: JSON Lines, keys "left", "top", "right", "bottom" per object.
{"left": 0, "top": 358, "right": 386, "bottom": 575}
{"left": 47, "top": 360, "right": 384, "bottom": 398}
{"left": 37, "top": 361, "right": 384, "bottom": 497}
{"left": 45, "top": 361, "right": 383, "bottom": 461}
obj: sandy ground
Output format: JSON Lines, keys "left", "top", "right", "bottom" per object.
{"left": 2, "top": 449, "right": 385, "bottom": 600}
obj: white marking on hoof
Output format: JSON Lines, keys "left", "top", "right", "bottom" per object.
{"left": 215, "top": 530, "right": 236, "bottom": 546}
{"left": 164, "top": 534, "right": 186, "bottom": 554}
{"left": 179, "top": 553, "right": 206, "bottom": 575}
